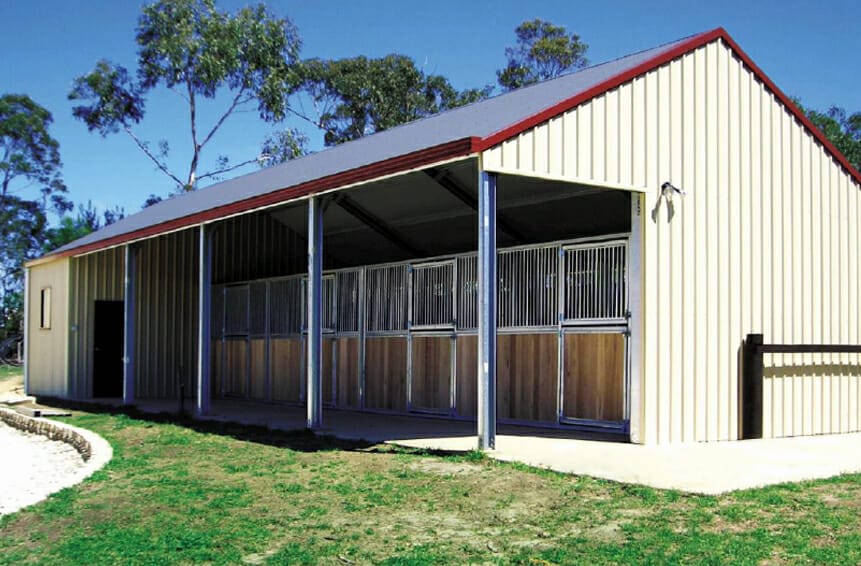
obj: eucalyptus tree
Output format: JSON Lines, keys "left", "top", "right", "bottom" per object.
{"left": 69, "top": 0, "right": 302, "bottom": 195}
{"left": 498, "top": 19, "right": 589, "bottom": 91}
{"left": 291, "top": 54, "right": 491, "bottom": 147}
{"left": 0, "top": 94, "right": 71, "bottom": 343}
{"left": 801, "top": 105, "right": 861, "bottom": 172}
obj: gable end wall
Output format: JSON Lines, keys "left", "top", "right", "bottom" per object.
{"left": 485, "top": 38, "right": 861, "bottom": 443}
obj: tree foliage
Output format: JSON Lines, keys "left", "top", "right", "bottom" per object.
{"left": 69, "top": 0, "right": 302, "bottom": 196}
{"left": 295, "top": 55, "right": 491, "bottom": 146}
{"left": 42, "top": 201, "right": 125, "bottom": 254}
{"left": 0, "top": 94, "right": 70, "bottom": 344}
{"left": 260, "top": 128, "right": 309, "bottom": 167}
{"left": 0, "top": 94, "right": 70, "bottom": 212}
{"left": 801, "top": 105, "right": 861, "bottom": 172}
{"left": 497, "top": 19, "right": 588, "bottom": 91}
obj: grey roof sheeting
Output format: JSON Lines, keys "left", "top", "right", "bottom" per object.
{"left": 50, "top": 32, "right": 702, "bottom": 257}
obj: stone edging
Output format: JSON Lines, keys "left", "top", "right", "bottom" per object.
{"left": 0, "top": 408, "right": 93, "bottom": 461}
{"left": 0, "top": 407, "right": 113, "bottom": 514}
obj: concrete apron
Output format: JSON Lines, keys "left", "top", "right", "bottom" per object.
{"left": 122, "top": 399, "right": 861, "bottom": 495}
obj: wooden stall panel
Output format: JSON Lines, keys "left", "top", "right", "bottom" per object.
{"left": 336, "top": 337, "right": 359, "bottom": 408}
{"left": 563, "top": 333, "right": 625, "bottom": 422}
{"left": 365, "top": 337, "right": 407, "bottom": 412}
{"left": 249, "top": 339, "right": 267, "bottom": 400}
{"left": 221, "top": 339, "right": 248, "bottom": 398}
{"left": 323, "top": 338, "right": 334, "bottom": 405}
{"left": 497, "top": 333, "right": 558, "bottom": 422}
{"left": 270, "top": 337, "right": 302, "bottom": 402}
{"left": 410, "top": 336, "right": 452, "bottom": 413}
{"left": 455, "top": 335, "right": 477, "bottom": 417}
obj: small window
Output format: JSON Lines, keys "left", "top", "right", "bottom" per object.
{"left": 40, "top": 287, "right": 52, "bottom": 330}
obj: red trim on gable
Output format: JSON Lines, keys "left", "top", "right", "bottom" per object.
{"left": 49, "top": 136, "right": 480, "bottom": 259}
{"left": 476, "top": 27, "right": 861, "bottom": 187}
{"left": 474, "top": 28, "right": 726, "bottom": 152}
{"left": 716, "top": 31, "right": 861, "bottom": 187}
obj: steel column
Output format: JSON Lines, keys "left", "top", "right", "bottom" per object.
{"left": 306, "top": 196, "right": 324, "bottom": 429}
{"left": 477, "top": 169, "right": 498, "bottom": 450}
{"left": 197, "top": 224, "right": 212, "bottom": 416}
{"left": 264, "top": 281, "right": 271, "bottom": 401}
{"left": 627, "top": 195, "right": 643, "bottom": 442}
{"left": 123, "top": 244, "right": 136, "bottom": 405}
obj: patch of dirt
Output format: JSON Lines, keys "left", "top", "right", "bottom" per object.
{"left": 0, "top": 371, "right": 24, "bottom": 397}
{"left": 408, "top": 460, "right": 482, "bottom": 476}
{"left": 241, "top": 547, "right": 279, "bottom": 564}
{"left": 386, "top": 509, "right": 480, "bottom": 543}
{"left": 819, "top": 488, "right": 861, "bottom": 509}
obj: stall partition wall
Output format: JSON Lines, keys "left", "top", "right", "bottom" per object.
{"left": 211, "top": 235, "right": 630, "bottom": 429}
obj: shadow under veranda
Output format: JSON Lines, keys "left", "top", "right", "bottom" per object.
{"left": 31, "top": 396, "right": 478, "bottom": 459}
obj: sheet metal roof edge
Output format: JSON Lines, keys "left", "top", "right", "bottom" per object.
{"left": 26, "top": 136, "right": 480, "bottom": 266}
{"left": 29, "top": 27, "right": 861, "bottom": 267}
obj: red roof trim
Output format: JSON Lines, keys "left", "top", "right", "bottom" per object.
{"left": 475, "top": 27, "right": 861, "bottom": 186}
{"left": 717, "top": 31, "right": 861, "bottom": 186}
{"left": 475, "top": 28, "right": 725, "bottom": 151}
{"left": 51, "top": 136, "right": 480, "bottom": 259}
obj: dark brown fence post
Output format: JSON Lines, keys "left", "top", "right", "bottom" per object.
{"left": 742, "top": 333, "right": 764, "bottom": 439}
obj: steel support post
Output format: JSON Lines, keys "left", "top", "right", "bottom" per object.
{"left": 477, "top": 170, "right": 498, "bottom": 450}
{"left": 627, "top": 194, "right": 643, "bottom": 442}
{"left": 306, "top": 196, "right": 324, "bottom": 429}
{"left": 123, "top": 244, "right": 136, "bottom": 405}
{"left": 197, "top": 224, "right": 212, "bottom": 416}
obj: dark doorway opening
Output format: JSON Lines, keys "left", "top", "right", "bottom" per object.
{"left": 93, "top": 300, "right": 124, "bottom": 398}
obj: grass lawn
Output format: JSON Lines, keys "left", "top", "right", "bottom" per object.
{"left": 0, "top": 364, "right": 22, "bottom": 382}
{"left": 1, "top": 409, "right": 860, "bottom": 565}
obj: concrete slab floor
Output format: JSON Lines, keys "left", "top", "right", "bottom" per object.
{"left": 90, "top": 399, "right": 861, "bottom": 495}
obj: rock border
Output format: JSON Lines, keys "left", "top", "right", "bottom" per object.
{"left": 0, "top": 408, "right": 92, "bottom": 460}
{"left": 0, "top": 407, "right": 113, "bottom": 515}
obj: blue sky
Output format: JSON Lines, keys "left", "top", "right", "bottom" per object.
{"left": 1, "top": 0, "right": 858, "bottom": 220}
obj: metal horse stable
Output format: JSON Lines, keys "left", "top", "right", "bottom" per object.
{"left": 24, "top": 28, "right": 861, "bottom": 448}
{"left": 209, "top": 235, "right": 630, "bottom": 434}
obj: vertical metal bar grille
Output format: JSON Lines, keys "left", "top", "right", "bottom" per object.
{"left": 268, "top": 277, "right": 303, "bottom": 335}
{"left": 497, "top": 245, "right": 557, "bottom": 328}
{"left": 563, "top": 241, "right": 627, "bottom": 323}
{"left": 412, "top": 262, "right": 455, "bottom": 328}
{"left": 321, "top": 276, "right": 335, "bottom": 332}
{"left": 457, "top": 255, "right": 477, "bottom": 330}
{"left": 249, "top": 281, "right": 267, "bottom": 336}
{"left": 336, "top": 270, "right": 360, "bottom": 333}
{"left": 224, "top": 285, "right": 249, "bottom": 335}
{"left": 365, "top": 264, "right": 408, "bottom": 332}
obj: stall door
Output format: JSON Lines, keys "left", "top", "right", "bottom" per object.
{"left": 409, "top": 261, "right": 454, "bottom": 413}
{"left": 560, "top": 241, "right": 628, "bottom": 425}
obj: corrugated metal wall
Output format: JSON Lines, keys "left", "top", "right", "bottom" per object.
{"left": 763, "top": 353, "right": 861, "bottom": 438}
{"left": 66, "top": 209, "right": 304, "bottom": 401}
{"left": 213, "top": 210, "right": 305, "bottom": 284}
{"left": 134, "top": 228, "right": 199, "bottom": 399}
{"left": 68, "top": 247, "right": 125, "bottom": 398}
{"left": 484, "top": 38, "right": 861, "bottom": 443}
{"left": 26, "top": 259, "right": 70, "bottom": 397}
